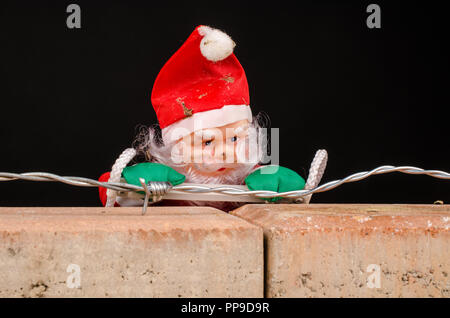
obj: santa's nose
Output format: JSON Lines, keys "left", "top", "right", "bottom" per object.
{"left": 216, "top": 144, "right": 236, "bottom": 162}
{"left": 212, "top": 145, "right": 224, "bottom": 161}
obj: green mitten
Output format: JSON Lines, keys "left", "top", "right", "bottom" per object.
{"left": 122, "top": 163, "right": 185, "bottom": 192}
{"left": 245, "top": 166, "right": 305, "bottom": 202}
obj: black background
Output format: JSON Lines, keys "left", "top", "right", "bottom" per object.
{"left": 0, "top": 0, "right": 448, "bottom": 206}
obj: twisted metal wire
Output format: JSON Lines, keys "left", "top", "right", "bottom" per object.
{"left": 138, "top": 179, "right": 172, "bottom": 214}
{"left": 0, "top": 165, "right": 449, "bottom": 200}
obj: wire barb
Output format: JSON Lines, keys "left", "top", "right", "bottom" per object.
{"left": 139, "top": 179, "right": 172, "bottom": 215}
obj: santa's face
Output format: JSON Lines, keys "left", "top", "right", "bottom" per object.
{"left": 168, "top": 119, "right": 259, "bottom": 184}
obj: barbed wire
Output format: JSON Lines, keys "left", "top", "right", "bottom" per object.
{"left": 0, "top": 165, "right": 449, "bottom": 201}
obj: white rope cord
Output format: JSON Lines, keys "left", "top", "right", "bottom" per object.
{"left": 0, "top": 165, "right": 449, "bottom": 201}
{"left": 303, "top": 150, "right": 328, "bottom": 204}
{"left": 105, "top": 148, "right": 136, "bottom": 207}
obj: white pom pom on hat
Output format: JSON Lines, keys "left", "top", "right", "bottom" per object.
{"left": 198, "top": 25, "right": 236, "bottom": 62}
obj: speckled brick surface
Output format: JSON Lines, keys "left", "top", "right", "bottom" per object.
{"left": 231, "top": 204, "right": 450, "bottom": 297}
{"left": 0, "top": 207, "right": 263, "bottom": 297}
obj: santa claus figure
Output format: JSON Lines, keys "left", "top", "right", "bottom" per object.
{"left": 98, "top": 25, "right": 319, "bottom": 211}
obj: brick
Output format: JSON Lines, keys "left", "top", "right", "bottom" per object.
{"left": 231, "top": 204, "right": 450, "bottom": 297}
{"left": 0, "top": 207, "right": 263, "bottom": 298}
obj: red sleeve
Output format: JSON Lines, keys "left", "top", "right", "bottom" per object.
{"left": 98, "top": 172, "right": 120, "bottom": 207}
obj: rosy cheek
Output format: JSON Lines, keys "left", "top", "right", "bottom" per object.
{"left": 235, "top": 139, "right": 249, "bottom": 163}
{"left": 193, "top": 147, "right": 204, "bottom": 162}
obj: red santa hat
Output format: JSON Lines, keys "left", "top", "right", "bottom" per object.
{"left": 151, "top": 25, "right": 252, "bottom": 144}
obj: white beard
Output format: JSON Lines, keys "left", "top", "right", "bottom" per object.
{"left": 157, "top": 161, "right": 258, "bottom": 211}
{"left": 173, "top": 162, "right": 255, "bottom": 185}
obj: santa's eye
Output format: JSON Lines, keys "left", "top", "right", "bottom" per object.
{"left": 203, "top": 139, "right": 213, "bottom": 146}
{"left": 230, "top": 136, "right": 238, "bottom": 142}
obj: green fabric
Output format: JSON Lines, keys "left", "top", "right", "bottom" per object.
{"left": 245, "top": 165, "right": 305, "bottom": 202}
{"left": 122, "top": 163, "right": 185, "bottom": 193}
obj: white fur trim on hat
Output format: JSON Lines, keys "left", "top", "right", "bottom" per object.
{"left": 198, "top": 26, "right": 236, "bottom": 62}
{"left": 162, "top": 105, "right": 252, "bottom": 144}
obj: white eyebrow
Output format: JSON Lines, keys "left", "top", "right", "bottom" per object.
{"left": 233, "top": 126, "right": 248, "bottom": 134}
{"left": 194, "top": 129, "right": 216, "bottom": 139}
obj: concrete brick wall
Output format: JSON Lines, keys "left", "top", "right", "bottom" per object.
{"left": 0, "top": 204, "right": 449, "bottom": 297}
{"left": 0, "top": 207, "right": 263, "bottom": 297}
{"left": 231, "top": 204, "right": 450, "bottom": 297}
